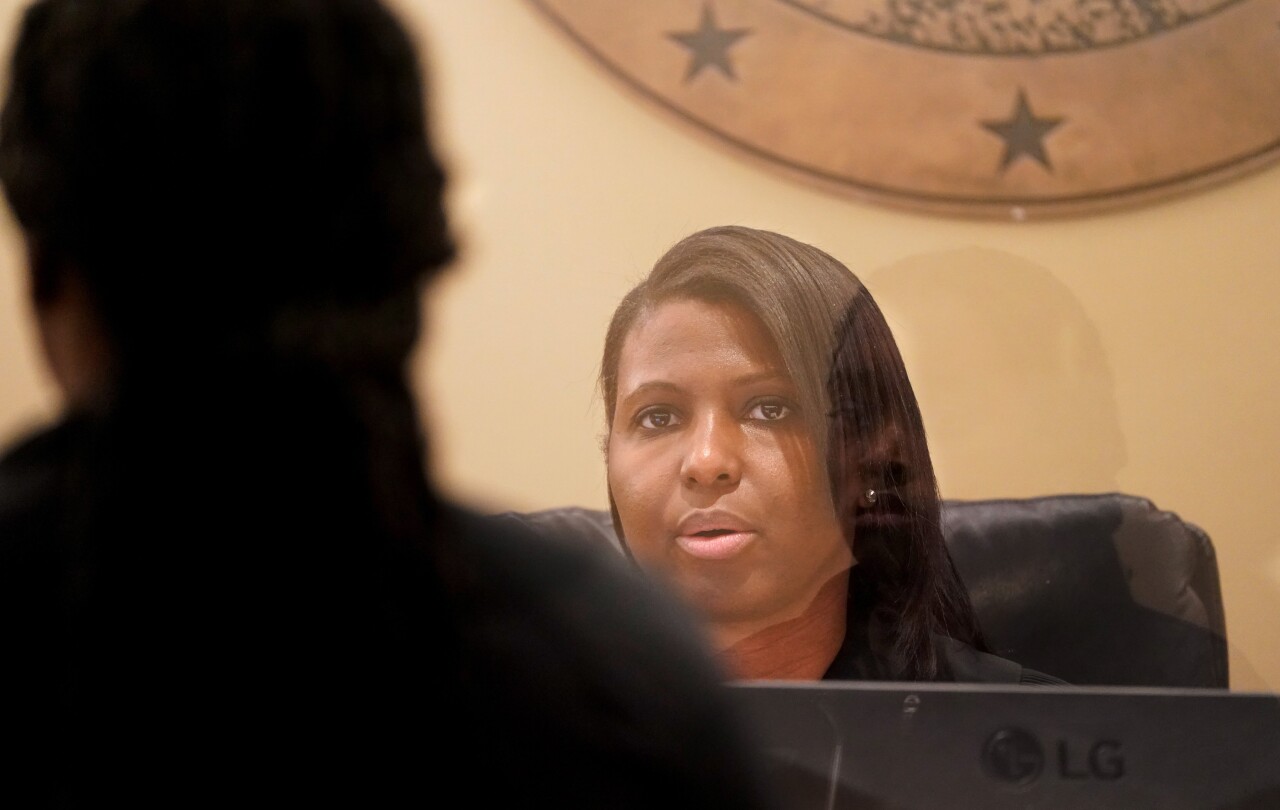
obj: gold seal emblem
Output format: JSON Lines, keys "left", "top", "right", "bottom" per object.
{"left": 527, "top": 0, "right": 1280, "bottom": 218}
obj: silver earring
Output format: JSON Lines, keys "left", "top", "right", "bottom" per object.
{"left": 863, "top": 488, "right": 878, "bottom": 505}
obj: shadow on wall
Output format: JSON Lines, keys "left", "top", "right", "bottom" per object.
{"left": 865, "top": 248, "right": 1126, "bottom": 500}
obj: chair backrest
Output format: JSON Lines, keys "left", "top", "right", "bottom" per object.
{"left": 498, "top": 493, "right": 1229, "bottom": 688}
{"left": 942, "top": 493, "right": 1227, "bottom": 688}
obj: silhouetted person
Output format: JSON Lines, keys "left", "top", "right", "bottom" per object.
{"left": 0, "top": 2, "right": 780, "bottom": 806}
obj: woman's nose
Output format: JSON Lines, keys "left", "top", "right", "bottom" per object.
{"left": 680, "top": 413, "right": 742, "bottom": 489}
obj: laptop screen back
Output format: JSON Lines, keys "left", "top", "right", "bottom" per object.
{"left": 729, "top": 681, "right": 1280, "bottom": 810}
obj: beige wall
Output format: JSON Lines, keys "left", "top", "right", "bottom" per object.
{"left": 0, "top": 0, "right": 1275, "bottom": 692}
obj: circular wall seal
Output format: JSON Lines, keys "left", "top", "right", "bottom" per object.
{"left": 527, "top": 0, "right": 1280, "bottom": 219}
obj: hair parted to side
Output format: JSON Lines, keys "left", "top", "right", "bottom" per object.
{"left": 0, "top": 0, "right": 455, "bottom": 365}
{"left": 601, "top": 225, "right": 860, "bottom": 460}
{"left": 600, "top": 224, "right": 988, "bottom": 679}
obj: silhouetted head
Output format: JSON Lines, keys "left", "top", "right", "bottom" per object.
{"left": 0, "top": 0, "right": 454, "bottom": 378}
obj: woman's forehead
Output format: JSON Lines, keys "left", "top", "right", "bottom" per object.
{"left": 616, "top": 296, "right": 788, "bottom": 389}
{"left": 622, "top": 297, "right": 782, "bottom": 364}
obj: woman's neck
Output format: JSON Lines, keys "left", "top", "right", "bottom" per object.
{"left": 714, "top": 572, "right": 849, "bottom": 681}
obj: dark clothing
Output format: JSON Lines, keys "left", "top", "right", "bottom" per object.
{"left": 0, "top": 396, "right": 781, "bottom": 809}
{"left": 824, "top": 615, "right": 1067, "bottom": 685}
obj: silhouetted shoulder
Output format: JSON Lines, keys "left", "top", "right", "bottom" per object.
{"left": 0, "top": 417, "right": 93, "bottom": 633}
{"left": 0, "top": 422, "right": 780, "bottom": 808}
{"left": 439, "top": 507, "right": 782, "bottom": 809}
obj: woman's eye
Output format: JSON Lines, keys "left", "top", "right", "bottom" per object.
{"left": 638, "top": 409, "right": 679, "bottom": 429}
{"left": 748, "top": 401, "right": 791, "bottom": 421}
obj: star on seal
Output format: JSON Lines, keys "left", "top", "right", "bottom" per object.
{"left": 667, "top": 3, "right": 752, "bottom": 82}
{"left": 982, "top": 90, "right": 1065, "bottom": 173}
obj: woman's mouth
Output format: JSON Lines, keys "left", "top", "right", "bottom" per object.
{"left": 675, "top": 529, "right": 756, "bottom": 560}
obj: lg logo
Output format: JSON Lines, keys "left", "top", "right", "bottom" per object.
{"left": 982, "top": 729, "right": 1043, "bottom": 785}
{"left": 982, "top": 728, "right": 1124, "bottom": 786}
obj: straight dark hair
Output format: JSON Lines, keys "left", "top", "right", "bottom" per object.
{"left": 827, "top": 289, "right": 990, "bottom": 678}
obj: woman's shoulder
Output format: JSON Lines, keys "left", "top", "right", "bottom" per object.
{"left": 935, "top": 635, "right": 1069, "bottom": 685}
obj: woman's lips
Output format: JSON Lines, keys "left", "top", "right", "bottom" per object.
{"left": 675, "top": 530, "right": 756, "bottom": 561}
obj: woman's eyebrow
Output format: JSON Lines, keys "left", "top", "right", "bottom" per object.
{"left": 623, "top": 369, "right": 790, "bottom": 397}
{"left": 731, "top": 369, "right": 793, "bottom": 389}
{"left": 618, "top": 380, "right": 683, "bottom": 404}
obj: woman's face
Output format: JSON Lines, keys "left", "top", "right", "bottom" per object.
{"left": 607, "top": 296, "right": 852, "bottom": 635}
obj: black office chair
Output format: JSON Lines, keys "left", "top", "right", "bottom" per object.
{"left": 942, "top": 493, "right": 1227, "bottom": 688}
{"left": 499, "top": 493, "right": 1228, "bottom": 688}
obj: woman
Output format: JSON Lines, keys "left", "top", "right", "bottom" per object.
{"left": 601, "top": 225, "right": 1060, "bottom": 684}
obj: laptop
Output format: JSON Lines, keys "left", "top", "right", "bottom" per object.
{"left": 728, "top": 681, "right": 1280, "bottom": 810}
